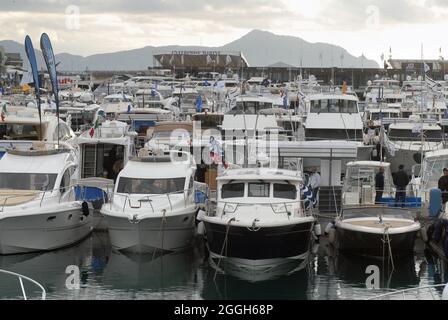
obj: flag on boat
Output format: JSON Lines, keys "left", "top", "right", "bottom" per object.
{"left": 20, "top": 69, "right": 34, "bottom": 86}
{"left": 208, "top": 136, "right": 228, "bottom": 168}
{"left": 424, "top": 63, "right": 431, "bottom": 73}
{"left": 382, "top": 131, "right": 397, "bottom": 157}
{"left": 426, "top": 75, "right": 438, "bottom": 91}
{"left": 226, "top": 55, "right": 232, "bottom": 66}
{"left": 1, "top": 102, "right": 6, "bottom": 122}
{"left": 89, "top": 118, "right": 99, "bottom": 138}
{"left": 301, "top": 184, "right": 317, "bottom": 210}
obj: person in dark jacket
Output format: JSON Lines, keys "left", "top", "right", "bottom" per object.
{"left": 375, "top": 166, "right": 385, "bottom": 204}
{"left": 438, "top": 168, "right": 448, "bottom": 204}
{"left": 393, "top": 164, "right": 409, "bottom": 207}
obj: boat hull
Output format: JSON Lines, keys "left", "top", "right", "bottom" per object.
{"left": 105, "top": 210, "right": 197, "bottom": 254}
{"left": 203, "top": 221, "right": 314, "bottom": 263}
{"left": 0, "top": 208, "right": 92, "bottom": 255}
{"left": 336, "top": 227, "right": 418, "bottom": 257}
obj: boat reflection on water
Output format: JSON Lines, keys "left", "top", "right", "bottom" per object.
{"left": 101, "top": 247, "right": 202, "bottom": 299}
{"left": 202, "top": 247, "right": 316, "bottom": 300}
{"left": 327, "top": 252, "right": 420, "bottom": 289}
{"left": 0, "top": 235, "right": 95, "bottom": 299}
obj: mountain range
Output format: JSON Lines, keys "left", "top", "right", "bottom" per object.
{"left": 0, "top": 30, "right": 379, "bottom": 72}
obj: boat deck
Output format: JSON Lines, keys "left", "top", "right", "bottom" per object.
{"left": 346, "top": 220, "right": 415, "bottom": 228}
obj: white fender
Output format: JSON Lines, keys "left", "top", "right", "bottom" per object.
{"left": 420, "top": 226, "right": 428, "bottom": 243}
{"left": 443, "top": 283, "right": 448, "bottom": 300}
{"left": 314, "top": 223, "right": 322, "bottom": 237}
{"left": 325, "top": 222, "right": 334, "bottom": 235}
{"left": 196, "top": 210, "right": 206, "bottom": 221}
{"left": 197, "top": 221, "right": 205, "bottom": 236}
{"left": 328, "top": 228, "right": 337, "bottom": 244}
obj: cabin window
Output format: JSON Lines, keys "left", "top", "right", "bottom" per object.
{"left": 248, "top": 183, "right": 270, "bottom": 198}
{"left": 221, "top": 183, "right": 244, "bottom": 199}
{"left": 0, "top": 124, "right": 40, "bottom": 140}
{"left": 117, "top": 177, "right": 185, "bottom": 194}
{"left": 388, "top": 129, "right": 442, "bottom": 141}
{"left": 0, "top": 173, "right": 57, "bottom": 191}
{"left": 310, "top": 99, "right": 358, "bottom": 114}
{"left": 60, "top": 169, "right": 72, "bottom": 194}
{"left": 273, "top": 184, "right": 297, "bottom": 200}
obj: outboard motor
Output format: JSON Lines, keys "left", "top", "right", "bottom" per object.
{"left": 429, "top": 188, "right": 442, "bottom": 218}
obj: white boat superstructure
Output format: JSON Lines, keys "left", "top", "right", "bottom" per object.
{"left": 100, "top": 94, "right": 134, "bottom": 119}
{"left": 0, "top": 106, "right": 76, "bottom": 158}
{"left": 386, "top": 121, "right": 444, "bottom": 174}
{"left": 0, "top": 143, "right": 92, "bottom": 254}
{"left": 101, "top": 150, "right": 197, "bottom": 253}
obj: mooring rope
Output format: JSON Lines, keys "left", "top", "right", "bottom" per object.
{"left": 152, "top": 208, "right": 167, "bottom": 261}
{"left": 214, "top": 217, "right": 236, "bottom": 281}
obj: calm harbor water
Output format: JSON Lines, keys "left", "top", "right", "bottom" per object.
{"left": 0, "top": 230, "right": 447, "bottom": 300}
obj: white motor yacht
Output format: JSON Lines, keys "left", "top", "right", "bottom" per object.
{"left": 101, "top": 150, "right": 197, "bottom": 253}
{"left": 0, "top": 142, "right": 92, "bottom": 254}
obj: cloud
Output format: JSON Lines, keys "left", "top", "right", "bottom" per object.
{"left": 1, "top": 0, "right": 448, "bottom": 62}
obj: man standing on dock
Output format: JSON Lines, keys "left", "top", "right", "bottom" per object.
{"left": 393, "top": 165, "right": 409, "bottom": 207}
{"left": 438, "top": 168, "right": 448, "bottom": 204}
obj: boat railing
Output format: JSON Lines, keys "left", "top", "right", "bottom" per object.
{"left": 0, "top": 184, "right": 84, "bottom": 212}
{"left": 367, "top": 284, "right": 447, "bottom": 300}
{"left": 0, "top": 269, "right": 46, "bottom": 300}
{"left": 208, "top": 200, "right": 312, "bottom": 218}
{"left": 110, "top": 189, "right": 191, "bottom": 213}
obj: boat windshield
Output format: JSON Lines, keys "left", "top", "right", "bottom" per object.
{"left": 344, "top": 166, "right": 394, "bottom": 195}
{"left": 227, "top": 101, "right": 273, "bottom": 115}
{"left": 0, "top": 173, "right": 57, "bottom": 191}
{"left": 371, "top": 112, "right": 399, "bottom": 120}
{"left": 273, "top": 183, "right": 297, "bottom": 200}
{"left": 221, "top": 183, "right": 244, "bottom": 199}
{"left": 310, "top": 99, "right": 358, "bottom": 113}
{"left": 388, "top": 129, "right": 443, "bottom": 141}
{"left": 422, "top": 157, "right": 448, "bottom": 190}
{"left": 117, "top": 177, "right": 185, "bottom": 194}
{"left": 0, "top": 124, "right": 41, "bottom": 141}
{"left": 342, "top": 208, "right": 414, "bottom": 220}
{"left": 248, "top": 183, "right": 270, "bottom": 197}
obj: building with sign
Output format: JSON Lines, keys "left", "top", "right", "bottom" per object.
{"left": 153, "top": 51, "right": 249, "bottom": 76}
{"left": 388, "top": 59, "right": 448, "bottom": 80}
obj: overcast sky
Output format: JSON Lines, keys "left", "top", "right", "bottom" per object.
{"left": 1, "top": 0, "right": 448, "bottom": 65}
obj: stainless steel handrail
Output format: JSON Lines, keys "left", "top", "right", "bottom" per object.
{"left": 0, "top": 269, "right": 46, "bottom": 300}
{"left": 110, "top": 189, "right": 192, "bottom": 213}
{"left": 367, "top": 284, "right": 447, "bottom": 300}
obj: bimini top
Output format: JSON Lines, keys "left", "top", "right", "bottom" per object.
{"left": 306, "top": 93, "right": 359, "bottom": 102}
{"left": 217, "top": 168, "right": 302, "bottom": 182}
{"left": 120, "top": 155, "right": 193, "bottom": 179}
{"left": 346, "top": 161, "right": 391, "bottom": 168}
{"left": 424, "top": 149, "right": 448, "bottom": 160}
{"left": 1, "top": 148, "right": 73, "bottom": 174}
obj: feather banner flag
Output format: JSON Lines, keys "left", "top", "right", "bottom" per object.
{"left": 24, "top": 35, "right": 42, "bottom": 139}
{"left": 40, "top": 33, "right": 60, "bottom": 143}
